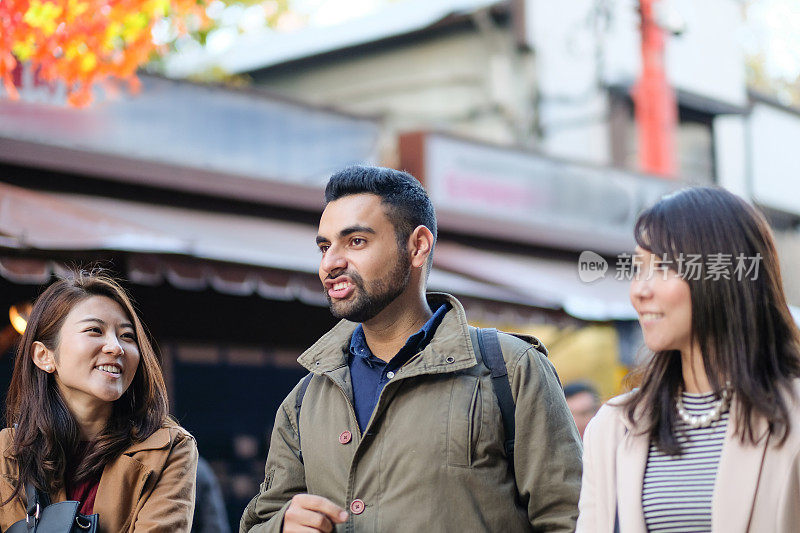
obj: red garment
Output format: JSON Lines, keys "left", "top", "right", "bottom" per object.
{"left": 65, "top": 442, "right": 100, "bottom": 515}
{"left": 67, "top": 478, "right": 99, "bottom": 515}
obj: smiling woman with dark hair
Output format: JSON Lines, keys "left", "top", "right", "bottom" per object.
{"left": 0, "top": 271, "right": 198, "bottom": 532}
{"left": 577, "top": 187, "right": 800, "bottom": 533}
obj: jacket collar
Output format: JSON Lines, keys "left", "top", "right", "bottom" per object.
{"left": 94, "top": 426, "right": 178, "bottom": 531}
{"left": 711, "top": 396, "right": 770, "bottom": 532}
{"left": 609, "top": 392, "right": 648, "bottom": 533}
{"left": 124, "top": 427, "right": 171, "bottom": 455}
{"left": 297, "top": 292, "right": 478, "bottom": 376}
{"left": 615, "top": 423, "right": 648, "bottom": 533}
{"left": 2, "top": 431, "right": 14, "bottom": 461}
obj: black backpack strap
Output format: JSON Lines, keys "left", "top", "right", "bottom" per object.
{"left": 24, "top": 481, "right": 49, "bottom": 526}
{"left": 294, "top": 372, "right": 314, "bottom": 464}
{"left": 470, "top": 327, "right": 516, "bottom": 462}
{"left": 25, "top": 482, "right": 38, "bottom": 516}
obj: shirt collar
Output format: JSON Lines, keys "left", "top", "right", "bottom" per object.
{"left": 349, "top": 325, "right": 382, "bottom": 367}
{"left": 349, "top": 303, "right": 451, "bottom": 368}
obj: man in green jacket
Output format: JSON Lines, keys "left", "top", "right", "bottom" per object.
{"left": 241, "top": 166, "right": 582, "bottom": 532}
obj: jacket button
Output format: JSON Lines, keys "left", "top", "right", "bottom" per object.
{"left": 350, "top": 499, "right": 365, "bottom": 515}
{"left": 338, "top": 430, "right": 352, "bottom": 444}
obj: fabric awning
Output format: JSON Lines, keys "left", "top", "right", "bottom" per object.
{"left": 0, "top": 185, "right": 528, "bottom": 309}
{"left": 0, "top": 184, "right": 634, "bottom": 319}
{"left": 433, "top": 242, "right": 637, "bottom": 321}
{"left": 0, "top": 182, "right": 184, "bottom": 252}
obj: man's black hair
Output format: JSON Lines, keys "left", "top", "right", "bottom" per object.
{"left": 563, "top": 381, "right": 600, "bottom": 402}
{"left": 325, "top": 166, "right": 438, "bottom": 260}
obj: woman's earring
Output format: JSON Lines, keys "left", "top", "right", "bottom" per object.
{"left": 44, "top": 365, "right": 53, "bottom": 373}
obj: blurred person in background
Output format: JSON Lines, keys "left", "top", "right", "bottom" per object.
{"left": 242, "top": 166, "right": 582, "bottom": 532}
{"left": 192, "top": 456, "right": 230, "bottom": 533}
{"left": 0, "top": 271, "right": 198, "bottom": 531}
{"left": 577, "top": 188, "right": 800, "bottom": 532}
{"left": 564, "top": 381, "right": 600, "bottom": 439}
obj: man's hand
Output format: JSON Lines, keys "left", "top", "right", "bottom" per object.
{"left": 282, "top": 494, "right": 349, "bottom": 532}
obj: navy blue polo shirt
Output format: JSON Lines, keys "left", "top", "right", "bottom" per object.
{"left": 348, "top": 304, "right": 450, "bottom": 432}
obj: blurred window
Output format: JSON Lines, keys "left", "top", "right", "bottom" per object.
{"left": 610, "top": 92, "right": 715, "bottom": 184}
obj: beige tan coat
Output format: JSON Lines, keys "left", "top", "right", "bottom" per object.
{"left": 0, "top": 425, "right": 198, "bottom": 532}
{"left": 577, "top": 381, "right": 800, "bottom": 533}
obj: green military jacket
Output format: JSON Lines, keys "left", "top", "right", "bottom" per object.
{"left": 241, "top": 293, "right": 582, "bottom": 532}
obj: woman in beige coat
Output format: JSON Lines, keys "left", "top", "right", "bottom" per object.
{"left": 578, "top": 187, "right": 800, "bottom": 533}
{"left": 0, "top": 271, "right": 197, "bottom": 531}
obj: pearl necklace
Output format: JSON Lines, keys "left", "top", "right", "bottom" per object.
{"left": 675, "top": 388, "right": 731, "bottom": 429}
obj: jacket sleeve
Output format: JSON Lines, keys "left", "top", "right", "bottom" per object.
{"left": 508, "top": 342, "right": 583, "bottom": 532}
{"left": 240, "top": 386, "right": 307, "bottom": 533}
{"left": 133, "top": 430, "right": 199, "bottom": 532}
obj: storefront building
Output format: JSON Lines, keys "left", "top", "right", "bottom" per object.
{"left": 0, "top": 74, "right": 648, "bottom": 527}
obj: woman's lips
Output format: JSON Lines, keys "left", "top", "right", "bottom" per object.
{"left": 95, "top": 364, "right": 122, "bottom": 379}
{"left": 639, "top": 312, "right": 664, "bottom": 324}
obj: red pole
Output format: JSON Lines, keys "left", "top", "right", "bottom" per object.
{"left": 632, "top": 0, "right": 677, "bottom": 177}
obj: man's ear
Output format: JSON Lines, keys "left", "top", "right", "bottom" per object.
{"left": 31, "top": 341, "right": 55, "bottom": 373}
{"left": 409, "top": 225, "right": 434, "bottom": 269}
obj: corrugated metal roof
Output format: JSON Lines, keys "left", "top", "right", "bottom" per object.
{"left": 0, "top": 75, "right": 381, "bottom": 205}
{"left": 164, "top": 0, "right": 502, "bottom": 77}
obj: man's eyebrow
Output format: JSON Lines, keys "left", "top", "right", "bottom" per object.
{"left": 316, "top": 225, "right": 376, "bottom": 245}
{"left": 338, "top": 225, "right": 375, "bottom": 238}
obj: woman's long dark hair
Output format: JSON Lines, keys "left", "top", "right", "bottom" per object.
{"left": 4, "top": 270, "right": 169, "bottom": 499}
{"left": 622, "top": 187, "right": 800, "bottom": 455}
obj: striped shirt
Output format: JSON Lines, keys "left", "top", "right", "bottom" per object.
{"left": 642, "top": 391, "right": 729, "bottom": 532}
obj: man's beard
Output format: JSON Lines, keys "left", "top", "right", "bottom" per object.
{"left": 325, "top": 252, "right": 412, "bottom": 323}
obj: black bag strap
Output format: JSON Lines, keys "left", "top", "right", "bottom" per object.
{"left": 25, "top": 482, "right": 40, "bottom": 523}
{"left": 23, "top": 481, "right": 50, "bottom": 529}
{"left": 294, "top": 372, "right": 314, "bottom": 464}
{"left": 295, "top": 372, "right": 314, "bottom": 426}
{"left": 470, "top": 327, "right": 516, "bottom": 461}
{"left": 13, "top": 426, "right": 45, "bottom": 528}
{"left": 25, "top": 483, "right": 37, "bottom": 516}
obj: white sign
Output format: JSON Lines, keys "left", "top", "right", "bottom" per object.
{"left": 423, "top": 134, "right": 677, "bottom": 253}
